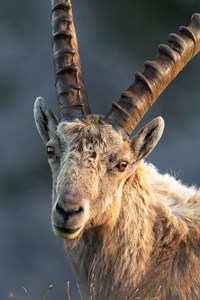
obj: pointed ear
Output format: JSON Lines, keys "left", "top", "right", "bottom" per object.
{"left": 131, "top": 117, "right": 164, "bottom": 161}
{"left": 34, "top": 97, "right": 58, "bottom": 143}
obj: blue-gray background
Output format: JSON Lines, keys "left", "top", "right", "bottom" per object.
{"left": 0, "top": 0, "right": 200, "bottom": 299}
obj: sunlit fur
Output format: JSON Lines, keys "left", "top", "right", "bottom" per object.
{"left": 34, "top": 99, "right": 200, "bottom": 300}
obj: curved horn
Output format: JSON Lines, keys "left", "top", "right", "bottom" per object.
{"left": 105, "top": 13, "right": 200, "bottom": 136}
{"left": 51, "top": 0, "right": 91, "bottom": 121}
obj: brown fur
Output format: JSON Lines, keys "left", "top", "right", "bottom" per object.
{"left": 65, "top": 164, "right": 200, "bottom": 300}
{"left": 34, "top": 107, "right": 200, "bottom": 300}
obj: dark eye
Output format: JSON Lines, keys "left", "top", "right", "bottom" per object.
{"left": 47, "top": 146, "right": 55, "bottom": 159}
{"left": 116, "top": 161, "right": 128, "bottom": 172}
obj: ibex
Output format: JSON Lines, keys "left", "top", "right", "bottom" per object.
{"left": 34, "top": 0, "right": 200, "bottom": 299}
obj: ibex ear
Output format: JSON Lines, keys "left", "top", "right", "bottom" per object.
{"left": 131, "top": 117, "right": 164, "bottom": 161}
{"left": 34, "top": 97, "right": 58, "bottom": 143}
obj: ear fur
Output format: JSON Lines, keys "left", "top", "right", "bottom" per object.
{"left": 131, "top": 117, "right": 164, "bottom": 161}
{"left": 34, "top": 97, "right": 58, "bottom": 143}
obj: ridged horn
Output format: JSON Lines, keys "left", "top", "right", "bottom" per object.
{"left": 51, "top": 0, "right": 91, "bottom": 122}
{"left": 105, "top": 13, "right": 200, "bottom": 136}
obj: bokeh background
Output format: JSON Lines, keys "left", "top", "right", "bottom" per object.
{"left": 0, "top": 0, "right": 200, "bottom": 299}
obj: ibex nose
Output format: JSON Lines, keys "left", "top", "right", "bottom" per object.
{"left": 54, "top": 192, "right": 86, "bottom": 222}
{"left": 55, "top": 201, "right": 84, "bottom": 221}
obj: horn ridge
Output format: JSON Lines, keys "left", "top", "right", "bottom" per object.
{"left": 52, "top": 2, "right": 71, "bottom": 11}
{"left": 51, "top": 0, "right": 91, "bottom": 122}
{"left": 105, "top": 13, "right": 200, "bottom": 136}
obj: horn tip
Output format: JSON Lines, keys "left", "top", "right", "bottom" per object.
{"left": 191, "top": 13, "right": 200, "bottom": 27}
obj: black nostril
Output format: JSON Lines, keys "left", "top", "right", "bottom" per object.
{"left": 56, "top": 202, "right": 84, "bottom": 220}
{"left": 77, "top": 206, "right": 83, "bottom": 214}
{"left": 56, "top": 202, "right": 66, "bottom": 216}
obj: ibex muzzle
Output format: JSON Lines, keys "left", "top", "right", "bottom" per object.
{"left": 52, "top": 191, "right": 89, "bottom": 239}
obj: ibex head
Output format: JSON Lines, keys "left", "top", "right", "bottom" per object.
{"left": 35, "top": 98, "right": 164, "bottom": 239}
{"left": 34, "top": 0, "right": 200, "bottom": 240}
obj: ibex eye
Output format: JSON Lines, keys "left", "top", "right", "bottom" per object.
{"left": 116, "top": 161, "right": 128, "bottom": 172}
{"left": 47, "top": 146, "right": 55, "bottom": 159}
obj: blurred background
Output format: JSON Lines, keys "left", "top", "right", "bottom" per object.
{"left": 0, "top": 0, "right": 200, "bottom": 299}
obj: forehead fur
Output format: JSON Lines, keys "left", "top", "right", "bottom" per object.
{"left": 56, "top": 115, "right": 126, "bottom": 155}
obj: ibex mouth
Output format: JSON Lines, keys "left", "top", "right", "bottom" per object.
{"left": 52, "top": 223, "right": 83, "bottom": 239}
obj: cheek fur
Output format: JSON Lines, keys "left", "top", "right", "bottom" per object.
{"left": 88, "top": 178, "right": 124, "bottom": 229}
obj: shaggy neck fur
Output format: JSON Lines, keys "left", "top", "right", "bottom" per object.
{"left": 65, "top": 161, "right": 200, "bottom": 300}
